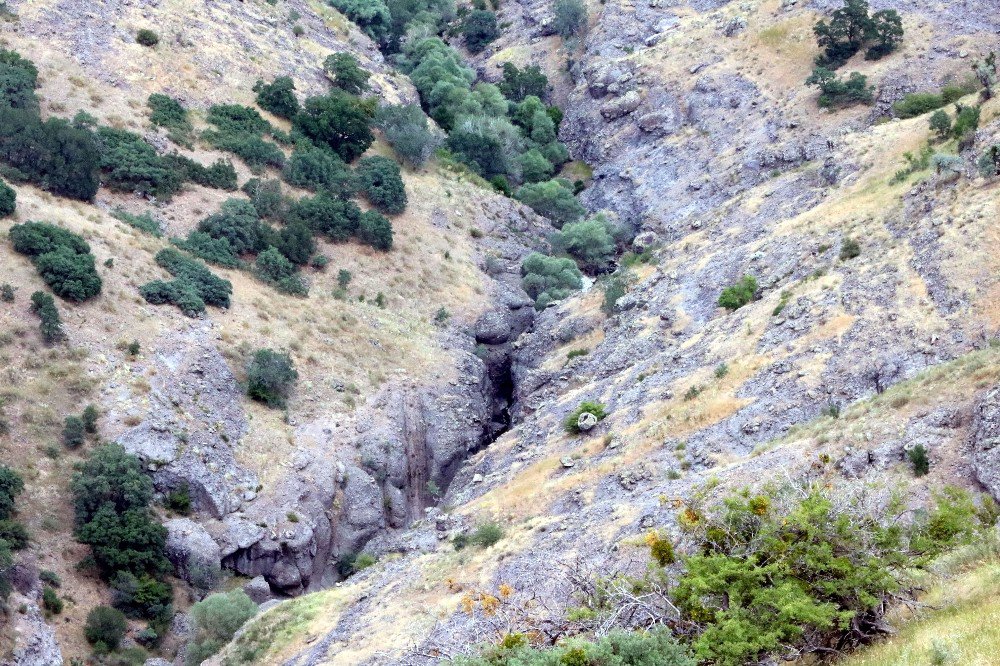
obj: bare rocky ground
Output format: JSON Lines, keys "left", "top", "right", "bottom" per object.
{"left": 3, "top": 0, "right": 1000, "bottom": 664}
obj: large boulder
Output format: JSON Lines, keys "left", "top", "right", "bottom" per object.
{"left": 165, "top": 518, "right": 222, "bottom": 588}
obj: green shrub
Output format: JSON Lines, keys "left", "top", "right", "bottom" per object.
{"left": 96, "top": 127, "right": 184, "bottom": 198}
{"left": 0, "top": 465, "right": 23, "bottom": 521}
{"left": 0, "top": 178, "right": 14, "bottom": 216}
{"left": 154, "top": 248, "right": 233, "bottom": 308}
{"left": 110, "top": 570, "right": 172, "bottom": 620}
{"left": 10, "top": 222, "right": 101, "bottom": 302}
{"left": 185, "top": 590, "right": 258, "bottom": 666}
{"left": 463, "top": 10, "right": 499, "bottom": 53}
{"left": 468, "top": 521, "right": 504, "bottom": 548}
{"left": 0, "top": 283, "right": 12, "bottom": 302}
{"left": 111, "top": 209, "right": 161, "bottom": 236}
{"left": 324, "top": 53, "right": 370, "bottom": 95}
{"left": 895, "top": 93, "right": 946, "bottom": 119}
{"left": 147, "top": 93, "right": 192, "bottom": 144}
{"left": 246, "top": 348, "right": 298, "bottom": 408}
{"left": 174, "top": 232, "right": 241, "bottom": 268}
{"left": 328, "top": 0, "right": 391, "bottom": 42}
{"left": 197, "top": 198, "right": 271, "bottom": 255}
{"left": 0, "top": 48, "right": 39, "bottom": 112}
{"left": 168, "top": 154, "right": 238, "bottom": 191}
{"left": 521, "top": 252, "right": 582, "bottom": 309}
{"left": 282, "top": 146, "right": 357, "bottom": 196}
{"left": 203, "top": 104, "right": 284, "bottom": 169}
{"left": 840, "top": 237, "right": 861, "bottom": 260}
{"left": 356, "top": 155, "right": 407, "bottom": 214}
{"left": 164, "top": 485, "right": 191, "bottom": 515}
{"left": 516, "top": 148, "right": 553, "bottom": 183}
{"left": 908, "top": 444, "right": 930, "bottom": 477}
{"left": 551, "top": 214, "right": 617, "bottom": 273}
{"left": 357, "top": 210, "right": 394, "bottom": 250}
{"left": 952, "top": 104, "right": 981, "bottom": 145}
{"left": 929, "top": 109, "right": 952, "bottom": 140}
{"left": 813, "top": 2, "right": 902, "bottom": 68}
{"left": 553, "top": 0, "right": 587, "bottom": 39}
{"left": 243, "top": 178, "right": 288, "bottom": 220}
{"left": 498, "top": 62, "right": 549, "bottom": 103}
{"left": 286, "top": 193, "right": 361, "bottom": 242}
{"left": 253, "top": 76, "right": 300, "bottom": 119}
{"left": 253, "top": 246, "right": 297, "bottom": 283}
{"left": 274, "top": 219, "right": 316, "bottom": 266}
{"left": 978, "top": 145, "right": 1000, "bottom": 178}
{"left": 84, "top": 605, "right": 128, "bottom": 651}
{"left": 39, "top": 570, "right": 61, "bottom": 587}
{"left": 515, "top": 180, "right": 584, "bottom": 227}
{"left": 62, "top": 416, "right": 86, "bottom": 449}
{"left": 718, "top": 275, "right": 758, "bottom": 310}
{"left": 29, "top": 290, "right": 65, "bottom": 343}
{"left": 375, "top": 104, "right": 440, "bottom": 167}
{"left": 806, "top": 67, "right": 874, "bottom": 108}
{"left": 293, "top": 91, "right": 374, "bottom": 162}
{"left": 140, "top": 279, "right": 205, "bottom": 317}
{"left": 135, "top": 29, "right": 159, "bottom": 47}
{"left": 564, "top": 400, "right": 607, "bottom": 434}
{"left": 42, "top": 586, "right": 63, "bottom": 614}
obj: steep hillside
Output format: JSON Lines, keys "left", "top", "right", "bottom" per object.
{"left": 1, "top": 0, "right": 1000, "bottom": 664}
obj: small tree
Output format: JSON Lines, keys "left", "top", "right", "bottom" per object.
{"left": 282, "top": 146, "right": 357, "bottom": 196}
{"left": 515, "top": 180, "right": 585, "bottom": 227}
{"left": 246, "top": 349, "right": 298, "bottom": 408}
{"left": 718, "top": 275, "right": 758, "bottom": 310}
{"left": 186, "top": 590, "right": 259, "bottom": 666}
{"left": 375, "top": 104, "right": 440, "bottom": 167}
{"left": 253, "top": 77, "right": 300, "bottom": 119}
{"left": 82, "top": 404, "right": 99, "bottom": 434}
{"left": 324, "top": 53, "right": 370, "bottom": 95}
{"left": 977, "top": 145, "right": 1000, "bottom": 178}
{"left": 551, "top": 214, "right": 617, "bottom": 273}
{"left": 84, "top": 606, "right": 128, "bottom": 651}
{"left": 521, "top": 252, "right": 583, "bottom": 309}
{"left": 806, "top": 67, "right": 874, "bottom": 108}
{"left": 0, "top": 465, "right": 24, "bottom": 521}
{"left": 136, "top": 29, "right": 159, "bottom": 47}
{"left": 355, "top": 155, "right": 407, "bottom": 214}
{"left": 864, "top": 10, "right": 903, "bottom": 60}
{"left": 62, "top": 416, "right": 86, "bottom": 449}
{"left": 463, "top": 10, "right": 500, "bottom": 53}
{"left": 929, "top": 109, "right": 951, "bottom": 141}
{"left": 30, "top": 291, "right": 65, "bottom": 343}
{"left": 908, "top": 444, "right": 930, "bottom": 477}
{"left": 357, "top": 210, "right": 394, "bottom": 250}
{"left": 293, "top": 92, "right": 375, "bottom": 162}
{"left": 0, "top": 179, "right": 15, "bottom": 217}
{"left": 499, "top": 62, "right": 549, "bottom": 103}
{"left": 553, "top": 0, "right": 587, "bottom": 39}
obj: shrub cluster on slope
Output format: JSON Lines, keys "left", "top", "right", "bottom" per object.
{"left": 10, "top": 222, "right": 102, "bottom": 302}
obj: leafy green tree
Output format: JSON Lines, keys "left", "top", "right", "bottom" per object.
{"left": 253, "top": 246, "right": 298, "bottom": 284}
{"left": 806, "top": 67, "right": 874, "bottom": 108}
{"left": 908, "top": 444, "right": 930, "bottom": 477}
{"left": 185, "top": 590, "right": 259, "bottom": 666}
{"left": 357, "top": 210, "right": 394, "bottom": 250}
{"left": 110, "top": 571, "right": 173, "bottom": 620}
{"left": 243, "top": 178, "right": 288, "bottom": 220}
{"left": 84, "top": 606, "right": 128, "bottom": 651}
{"left": 865, "top": 9, "right": 903, "bottom": 60}
{"left": 246, "top": 349, "right": 298, "bottom": 408}
{"left": 516, "top": 148, "right": 554, "bottom": 183}
{"left": 718, "top": 275, "right": 758, "bottom": 310}
{"left": 929, "top": 109, "right": 951, "bottom": 140}
{"left": 71, "top": 443, "right": 154, "bottom": 526}
{"left": 498, "top": 62, "right": 549, "bottom": 102}
{"left": 553, "top": 0, "right": 587, "bottom": 39}
{"left": 0, "top": 48, "right": 40, "bottom": 112}
{"left": 75, "top": 504, "right": 169, "bottom": 577}
{"left": 324, "top": 53, "right": 371, "bottom": 94}
{"left": 552, "top": 214, "right": 617, "bottom": 273}
{"left": 293, "top": 91, "right": 375, "bottom": 162}
{"left": 375, "top": 104, "right": 440, "bottom": 166}
{"left": 952, "top": 103, "right": 981, "bottom": 146}
{"left": 356, "top": 155, "right": 407, "bottom": 214}
{"left": 0, "top": 110, "right": 101, "bottom": 200}
{"left": 136, "top": 29, "right": 160, "bottom": 47}
{"left": 0, "top": 520, "right": 27, "bottom": 550}
{"left": 198, "top": 198, "right": 272, "bottom": 255}
{"left": 11, "top": 222, "right": 102, "bottom": 302}
{"left": 62, "top": 416, "right": 86, "bottom": 448}
{"left": 29, "top": 290, "right": 64, "bottom": 343}
{"left": 82, "top": 405, "right": 99, "bottom": 434}
{"left": 515, "top": 180, "right": 585, "bottom": 227}
{"left": 329, "top": 0, "right": 391, "bottom": 42}
{"left": 282, "top": 146, "right": 357, "bottom": 196}
{"left": 253, "top": 76, "right": 300, "bottom": 119}
{"left": 521, "top": 252, "right": 582, "bottom": 309}
{"left": 287, "top": 193, "right": 361, "bottom": 241}
{"left": 0, "top": 178, "right": 13, "bottom": 217}
{"left": 0, "top": 465, "right": 24, "bottom": 521}
{"left": 813, "top": 0, "right": 872, "bottom": 68}
{"left": 274, "top": 219, "right": 316, "bottom": 266}
{"left": 463, "top": 10, "right": 500, "bottom": 53}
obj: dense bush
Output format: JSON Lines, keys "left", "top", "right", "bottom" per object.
{"left": 287, "top": 193, "right": 361, "bottom": 241}
{"left": 42, "top": 586, "right": 63, "bottom": 614}
{"left": 84, "top": 605, "right": 128, "bottom": 651}
{"left": 292, "top": 91, "right": 375, "bottom": 162}
{"left": 82, "top": 404, "right": 99, "bottom": 434}
{"left": 0, "top": 465, "right": 23, "bottom": 521}
{"left": 564, "top": 400, "right": 607, "bottom": 434}
{"left": 253, "top": 246, "right": 300, "bottom": 288}
{"left": 62, "top": 415, "right": 86, "bottom": 449}
{"left": 806, "top": 67, "right": 874, "bottom": 108}
{"left": 254, "top": 76, "right": 300, "bottom": 119}
{"left": 952, "top": 104, "right": 981, "bottom": 146}
{"left": 452, "top": 628, "right": 694, "bottom": 666}
{"left": 718, "top": 274, "right": 758, "bottom": 310}
{"left": 174, "top": 231, "right": 242, "bottom": 268}
{"left": 329, "top": 0, "right": 392, "bottom": 43}
{"left": 929, "top": 109, "right": 952, "bottom": 140}
{"left": 355, "top": 155, "right": 406, "bottom": 214}
{"left": 551, "top": 214, "right": 617, "bottom": 273}
{"left": 96, "top": 127, "right": 184, "bottom": 197}
{"left": 140, "top": 279, "right": 205, "bottom": 316}
{"left": 463, "top": 10, "right": 500, "bottom": 54}
{"left": 0, "top": 108, "right": 101, "bottom": 200}
{"left": 246, "top": 348, "right": 298, "bottom": 408}
{"left": 357, "top": 210, "right": 394, "bottom": 250}
{"left": 10, "top": 222, "right": 102, "bottom": 302}
{"left": 403, "top": 38, "right": 477, "bottom": 131}
{"left": 813, "top": 0, "right": 902, "bottom": 68}
{"left": 110, "top": 571, "right": 173, "bottom": 620}
{"left": 203, "top": 104, "right": 285, "bottom": 169}
{"left": 324, "top": 53, "right": 371, "bottom": 95}
{"left": 197, "top": 198, "right": 272, "bottom": 255}
{"left": 516, "top": 149, "right": 554, "bottom": 183}
{"left": 136, "top": 29, "right": 160, "bottom": 47}
{"left": 153, "top": 248, "right": 232, "bottom": 308}
{"left": 0, "top": 48, "right": 40, "bottom": 112}
{"left": 665, "top": 485, "right": 991, "bottom": 665}
{"left": 515, "top": 180, "right": 585, "bottom": 227}
{"left": 168, "top": 154, "right": 239, "bottom": 191}
{"left": 274, "top": 219, "right": 316, "bottom": 266}
{"left": 978, "top": 144, "right": 1000, "bottom": 178}
{"left": 894, "top": 83, "right": 974, "bottom": 118}
{"left": 553, "top": 0, "right": 587, "bottom": 39}
{"left": 0, "top": 178, "right": 14, "bottom": 216}
{"left": 375, "top": 104, "right": 440, "bottom": 166}
{"left": 283, "top": 146, "right": 357, "bottom": 196}
{"left": 521, "top": 252, "right": 582, "bottom": 309}
{"left": 148, "top": 93, "right": 190, "bottom": 132}
{"left": 30, "top": 290, "right": 65, "bottom": 343}
{"left": 185, "top": 590, "right": 259, "bottom": 666}
{"left": 498, "top": 62, "right": 548, "bottom": 102}
{"left": 243, "top": 178, "right": 288, "bottom": 220}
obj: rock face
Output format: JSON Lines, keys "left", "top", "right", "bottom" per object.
{"left": 6, "top": 596, "right": 63, "bottom": 666}
{"left": 971, "top": 385, "right": 1000, "bottom": 500}
{"left": 165, "top": 518, "right": 222, "bottom": 588}
{"left": 116, "top": 330, "right": 257, "bottom": 519}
